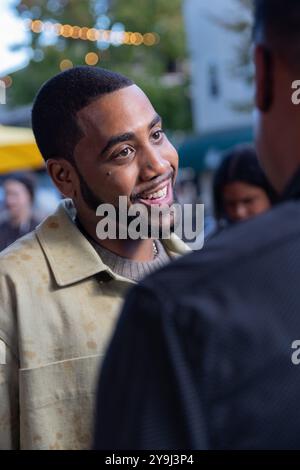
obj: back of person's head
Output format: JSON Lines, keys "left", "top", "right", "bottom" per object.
{"left": 253, "top": 0, "right": 300, "bottom": 194}
{"left": 254, "top": 0, "right": 300, "bottom": 72}
{"left": 31, "top": 66, "right": 134, "bottom": 163}
{"left": 213, "top": 144, "right": 276, "bottom": 223}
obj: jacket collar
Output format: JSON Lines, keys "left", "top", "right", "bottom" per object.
{"left": 36, "top": 199, "right": 110, "bottom": 287}
{"left": 36, "top": 199, "right": 190, "bottom": 287}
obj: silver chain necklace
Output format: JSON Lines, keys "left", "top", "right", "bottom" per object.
{"left": 153, "top": 240, "right": 158, "bottom": 258}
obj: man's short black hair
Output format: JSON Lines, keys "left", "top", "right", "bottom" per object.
{"left": 254, "top": 0, "right": 300, "bottom": 70}
{"left": 32, "top": 66, "right": 134, "bottom": 162}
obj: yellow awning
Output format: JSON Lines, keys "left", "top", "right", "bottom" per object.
{"left": 0, "top": 126, "right": 44, "bottom": 174}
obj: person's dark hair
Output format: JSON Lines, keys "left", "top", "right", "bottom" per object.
{"left": 254, "top": 0, "right": 300, "bottom": 70}
{"left": 213, "top": 144, "right": 277, "bottom": 222}
{"left": 4, "top": 172, "right": 36, "bottom": 202}
{"left": 32, "top": 66, "right": 134, "bottom": 163}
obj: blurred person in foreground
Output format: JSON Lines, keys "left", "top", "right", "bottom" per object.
{"left": 95, "top": 0, "right": 300, "bottom": 450}
{"left": 0, "top": 67, "right": 189, "bottom": 449}
{"left": 0, "top": 173, "right": 40, "bottom": 252}
{"left": 213, "top": 144, "right": 276, "bottom": 232}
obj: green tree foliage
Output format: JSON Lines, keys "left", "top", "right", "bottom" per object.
{"left": 10, "top": 0, "right": 98, "bottom": 102}
{"left": 9, "top": 0, "right": 192, "bottom": 130}
{"left": 220, "top": 0, "right": 253, "bottom": 84}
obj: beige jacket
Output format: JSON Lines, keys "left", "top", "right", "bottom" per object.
{"left": 0, "top": 199, "right": 190, "bottom": 450}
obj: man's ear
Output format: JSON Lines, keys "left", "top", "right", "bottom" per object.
{"left": 46, "top": 158, "right": 76, "bottom": 199}
{"left": 254, "top": 44, "right": 273, "bottom": 112}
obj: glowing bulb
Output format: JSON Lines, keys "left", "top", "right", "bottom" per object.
{"left": 87, "top": 28, "right": 98, "bottom": 41}
{"left": 132, "top": 32, "right": 143, "bottom": 46}
{"left": 85, "top": 52, "right": 99, "bottom": 66}
{"left": 143, "top": 33, "right": 156, "bottom": 46}
{"left": 80, "top": 27, "right": 89, "bottom": 40}
{"left": 71, "top": 26, "right": 81, "bottom": 39}
{"left": 61, "top": 24, "right": 72, "bottom": 38}
{"left": 31, "top": 20, "right": 43, "bottom": 33}
{"left": 122, "top": 32, "right": 131, "bottom": 45}
{"left": 60, "top": 59, "right": 73, "bottom": 71}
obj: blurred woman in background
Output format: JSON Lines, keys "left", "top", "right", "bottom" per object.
{"left": 0, "top": 172, "right": 40, "bottom": 252}
{"left": 213, "top": 144, "right": 277, "bottom": 233}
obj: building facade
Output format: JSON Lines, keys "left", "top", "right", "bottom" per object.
{"left": 183, "top": 0, "right": 253, "bottom": 133}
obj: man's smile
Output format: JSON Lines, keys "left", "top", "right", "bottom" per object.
{"left": 136, "top": 180, "right": 173, "bottom": 206}
{"left": 132, "top": 170, "right": 175, "bottom": 207}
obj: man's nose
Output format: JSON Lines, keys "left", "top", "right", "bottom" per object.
{"left": 139, "top": 146, "right": 170, "bottom": 181}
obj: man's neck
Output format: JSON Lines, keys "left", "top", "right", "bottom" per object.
{"left": 76, "top": 216, "right": 155, "bottom": 262}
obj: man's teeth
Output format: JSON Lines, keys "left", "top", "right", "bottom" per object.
{"left": 142, "top": 186, "right": 168, "bottom": 200}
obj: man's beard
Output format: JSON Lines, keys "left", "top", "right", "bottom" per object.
{"left": 75, "top": 166, "right": 105, "bottom": 212}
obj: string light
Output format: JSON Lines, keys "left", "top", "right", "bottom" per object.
{"left": 60, "top": 59, "right": 73, "bottom": 71}
{"left": 80, "top": 27, "right": 89, "bottom": 40}
{"left": 143, "top": 32, "right": 157, "bottom": 46}
{"left": 87, "top": 28, "right": 98, "bottom": 41}
{"left": 71, "top": 26, "right": 81, "bottom": 39}
{"left": 130, "top": 32, "right": 143, "bottom": 46}
{"left": 28, "top": 19, "right": 160, "bottom": 47}
{"left": 85, "top": 52, "right": 99, "bottom": 66}
{"left": 61, "top": 24, "right": 73, "bottom": 38}
{"left": 31, "top": 19, "right": 43, "bottom": 33}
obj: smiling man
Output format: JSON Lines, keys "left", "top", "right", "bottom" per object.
{"left": 0, "top": 66, "right": 189, "bottom": 450}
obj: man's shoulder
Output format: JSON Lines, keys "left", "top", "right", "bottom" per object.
{"left": 0, "top": 230, "right": 42, "bottom": 274}
{"left": 142, "top": 200, "right": 300, "bottom": 298}
{"left": 0, "top": 204, "right": 64, "bottom": 275}
{"left": 0, "top": 200, "right": 73, "bottom": 278}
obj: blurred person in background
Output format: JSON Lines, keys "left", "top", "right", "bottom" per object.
{"left": 213, "top": 144, "right": 276, "bottom": 231}
{"left": 0, "top": 172, "right": 40, "bottom": 252}
{"left": 95, "top": 0, "right": 300, "bottom": 450}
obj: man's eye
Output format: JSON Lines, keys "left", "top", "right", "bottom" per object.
{"left": 116, "top": 147, "right": 133, "bottom": 158}
{"left": 152, "top": 130, "right": 164, "bottom": 141}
